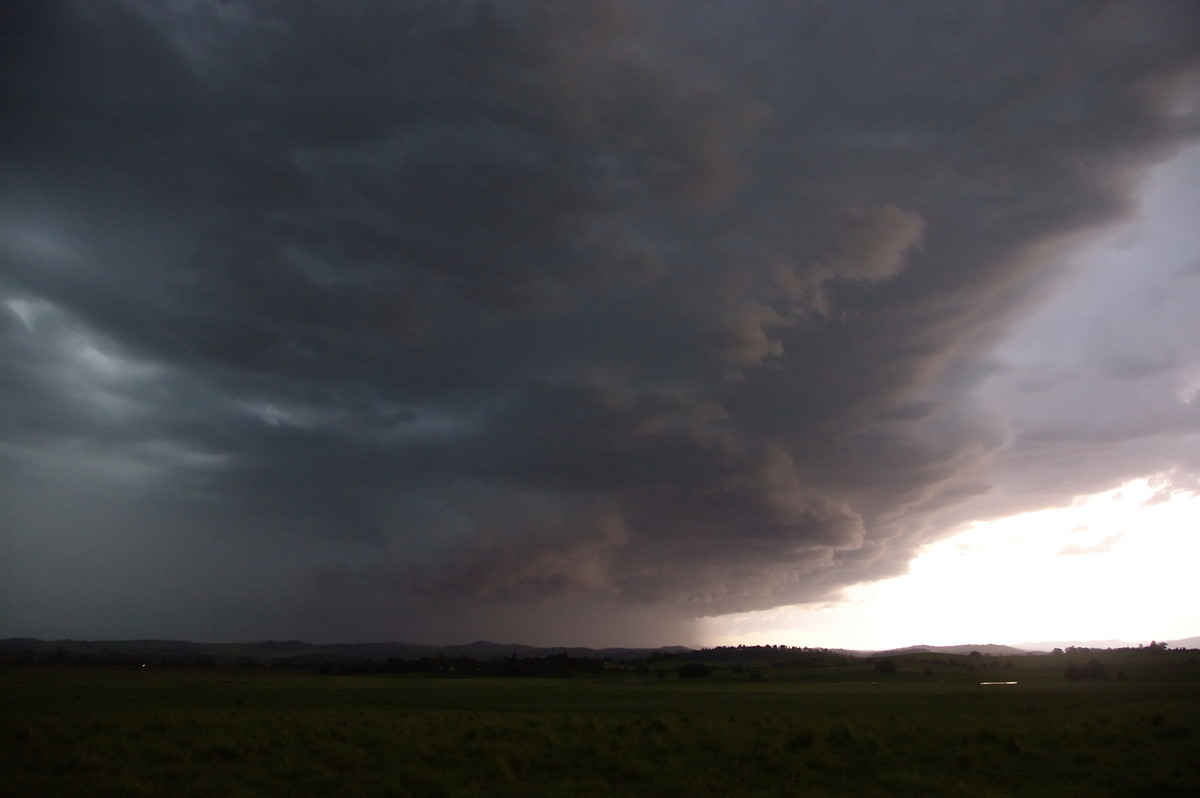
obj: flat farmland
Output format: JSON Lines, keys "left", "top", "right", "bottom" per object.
{"left": 3, "top": 663, "right": 1197, "bottom": 796}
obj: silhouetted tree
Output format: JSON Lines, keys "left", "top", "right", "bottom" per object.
{"left": 678, "top": 662, "right": 712, "bottom": 678}
{"left": 1065, "top": 658, "right": 1107, "bottom": 681}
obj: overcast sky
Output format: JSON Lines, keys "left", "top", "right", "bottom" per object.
{"left": 2, "top": 1, "right": 1198, "bottom": 647}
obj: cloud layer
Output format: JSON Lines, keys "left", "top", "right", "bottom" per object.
{"left": 2, "top": 0, "right": 1199, "bottom": 644}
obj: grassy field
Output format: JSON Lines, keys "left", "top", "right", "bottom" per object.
{"left": 3, "top": 657, "right": 1198, "bottom": 797}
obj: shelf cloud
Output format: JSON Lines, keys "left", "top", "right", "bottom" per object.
{"left": 2, "top": 0, "right": 1198, "bottom": 644}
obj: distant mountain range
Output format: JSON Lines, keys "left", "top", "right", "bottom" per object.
{"left": 2, "top": 636, "right": 1195, "bottom": 665}
{"left": 868, "top": 637, "right": 1200, "bottom": 656}
{"left": 1011, "top": 636, "right": 1200, "bottom": 652}
{"left": 869, "top": 644, "right": 1030, "bottom": 657}
{"left": 0, "top": 637, "right": 694, "bottom": 665}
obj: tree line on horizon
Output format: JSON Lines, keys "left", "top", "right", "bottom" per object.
{"left": 2, "top": 638, "right": 1193, "bottom": 682}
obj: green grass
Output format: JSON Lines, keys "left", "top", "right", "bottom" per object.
{"left": 3, "top": 663, "right": 1198, "bottom": 797}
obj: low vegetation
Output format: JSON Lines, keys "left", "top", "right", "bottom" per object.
{"left": 2, "top": 645, "right": 1197, "bottom": 796}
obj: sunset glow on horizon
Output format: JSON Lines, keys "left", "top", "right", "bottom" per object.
{"left": 702, "top": 473, "right": 1200, "bottom": 652}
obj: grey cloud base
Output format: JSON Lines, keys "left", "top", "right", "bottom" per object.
{"left": 2, "top": 0, "right": 1198, "bottom": 644}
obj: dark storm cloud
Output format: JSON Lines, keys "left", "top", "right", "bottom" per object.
{"left": 2, "top": 0, "right": 1198, "bottom": 643}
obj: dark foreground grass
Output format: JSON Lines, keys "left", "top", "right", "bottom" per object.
{"left": 3, "top": 665, "right": 1197, "bottom": 797}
